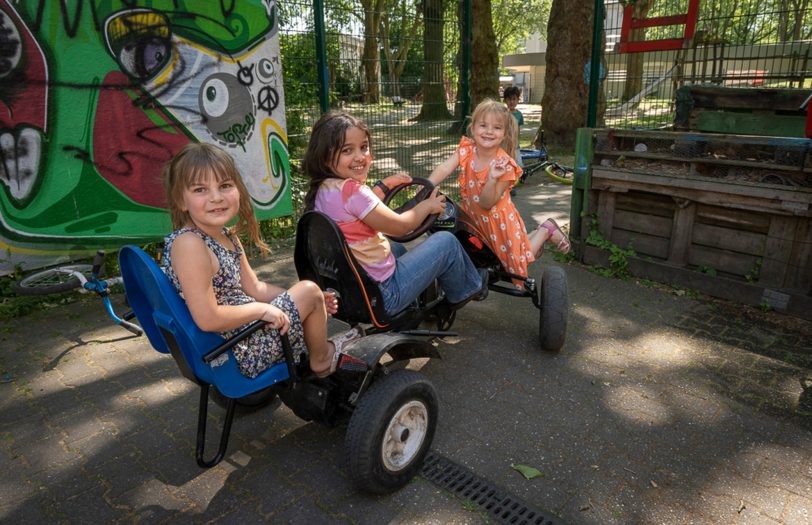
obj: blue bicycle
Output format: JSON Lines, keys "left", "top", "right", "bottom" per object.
{"left": 14, "top": 250, "right": 142, "bottom": 336}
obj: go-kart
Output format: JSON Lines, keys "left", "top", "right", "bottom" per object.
{"left": 117, "top": 175, "right": 566, "bottom": 494}
{"left": 379, "top": 177, "right": 569, "bottom": 352}
{"left": 118, "top": 212, "right": 453, "bottom": 494}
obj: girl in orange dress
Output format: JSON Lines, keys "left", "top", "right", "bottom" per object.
{"left": 429, "top": 99, "right": 570, "bottom": 284}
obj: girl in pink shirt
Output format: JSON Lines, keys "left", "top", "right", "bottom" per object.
{"left": 302, "top": 112, "right": 486, "bottom": 315}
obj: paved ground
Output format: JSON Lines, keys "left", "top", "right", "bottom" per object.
{"left": 2, "top": 173, "right": 811, "bottom": 524}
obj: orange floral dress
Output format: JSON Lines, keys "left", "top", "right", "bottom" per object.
{"left": 456, "top": 136, "right": 535, "bottom": 279}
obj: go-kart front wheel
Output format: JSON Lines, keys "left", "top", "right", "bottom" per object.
{"left": 539, "top": 266, "right": 568, "bottom": 351}
{"left": 345, "top": 369, "right": 438, "bottom": 494}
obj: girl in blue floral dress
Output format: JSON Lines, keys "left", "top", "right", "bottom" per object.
{"left": 162, "top": 143, "right": 362, "bottom": 379}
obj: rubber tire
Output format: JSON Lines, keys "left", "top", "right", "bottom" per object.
{"left": 544, "top": 164, "right": 574, "bottom": 185}
{"left": 539, "top": 266, "right": 568, "bottom": 351}
{"left": 13, "top": 264, "right": 98, "bottom": 295}
{"left": 209, "top": 385, "right": 278, "bottom": 414}
{"left": 345, "top": 369, "right": 438, "bottom": 494}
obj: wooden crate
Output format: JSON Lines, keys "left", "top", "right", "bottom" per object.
{"left": 580, "top": 129, "right": 812, "bottom": 319}
{"left": 674, "top": 85, "right": 812, "bottom": 137}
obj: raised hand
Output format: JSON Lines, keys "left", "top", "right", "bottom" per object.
{"left": 382, "top": 171, "right": 412, "bottom": 190}
{"left": 489, "top": 157, "right": 509, "bottom": 180}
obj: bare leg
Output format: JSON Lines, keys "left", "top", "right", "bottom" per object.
{"left": 528, "top": 225, "right": 551, "bottom": 258}
{"left": 529, "top": 218, "right": 570, "bottom": 257}
{"left": 286, "top": 280, "right": 335, "bottom": 375}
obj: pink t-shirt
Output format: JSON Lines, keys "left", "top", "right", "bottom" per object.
{"left": 314, "top": 178, "right": 396, "bottom": 282}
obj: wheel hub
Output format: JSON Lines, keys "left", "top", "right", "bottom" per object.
{"left": 381, "top": 400, "right": 428, "bottom": 472}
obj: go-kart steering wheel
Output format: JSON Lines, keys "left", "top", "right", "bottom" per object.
{"left": 381, "top": 177, "right": 439, "bottom": 243}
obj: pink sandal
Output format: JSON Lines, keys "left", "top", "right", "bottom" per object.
{"left": 315, "top": 326, "right": 364, "bottom": 378}
{"left": 539, "top": 219, "right": 571, "bottom": 254}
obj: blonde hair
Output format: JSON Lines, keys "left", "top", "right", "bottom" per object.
{"left": 162, "top": 143, "right": 269, "bottom": 253}
{"left": 468, "top": 99, "right": 518, "bottom": 161}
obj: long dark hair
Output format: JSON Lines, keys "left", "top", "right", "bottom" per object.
{"left": 301, "top": 111, "right": 372, "bottom": 211}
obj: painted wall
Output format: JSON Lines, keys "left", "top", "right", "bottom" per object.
{"left": 0, "top": 0, "right": 290, "bottom": 274}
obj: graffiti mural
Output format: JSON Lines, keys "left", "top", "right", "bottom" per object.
{"left": 0, "top": 0, "right": 290, "bottom": 274}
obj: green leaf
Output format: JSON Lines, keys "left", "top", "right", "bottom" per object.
{"left": 510, "top": 463, "right": 544, "bottom": 480}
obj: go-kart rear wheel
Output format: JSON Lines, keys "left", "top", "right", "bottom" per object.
{"left": 209, "top": 385, "right": 278, "bottom": 414}
{"left": 345, "top": 369, "right": 438, "bottom": 494}
{"left": 539, "top": 266, "right": 568, "bottom": 351}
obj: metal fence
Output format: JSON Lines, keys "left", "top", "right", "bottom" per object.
{"left": 278, "top": 0, "right": 465, "bottom": 207}
{"left": 276, "top": 0, "right": 812, "bottom": 203}
{"left": 600, "top": 0, "right": 812, "bottom": 129}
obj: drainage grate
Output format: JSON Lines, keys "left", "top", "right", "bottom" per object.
{"left": 420, "top": 452, "right": 566, "bottom": 525}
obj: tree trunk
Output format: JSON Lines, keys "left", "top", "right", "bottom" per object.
{"left": 541, "top": 0, "right": 593, "bottom": 149}
{"left": 415, "top": 0, "right": 453, "bottom": 121}
{"left": 453, "top": 0, "right": 466, "bottom": 123}
{"left": 361, "top": 0, "right": 385, "bottom": 103}
{"left": 470, "top": 0, "right": 499, "bottom": 106}
{"left": 621, "top": 0, "right": 655, "bottom": 102}
{"left": 778, "top": 0, "right": 790, "bottom": 41}
{"left": 381, "top": 3, "right": 422, "bottom": 100}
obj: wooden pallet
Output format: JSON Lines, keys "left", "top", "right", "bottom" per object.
{"left": 581, "top": 129, "right": 812, "bottom": 319}
{"left": 674, "top": 85, "right": 812, "bottom": 137}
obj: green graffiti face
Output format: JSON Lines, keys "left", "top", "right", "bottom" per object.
{"left": 0, "top": 0, "right": 290, "bottom": 273}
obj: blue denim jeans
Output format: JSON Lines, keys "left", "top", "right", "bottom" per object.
{"left": 378, "top": 231, "right": 481, "bottom": 315}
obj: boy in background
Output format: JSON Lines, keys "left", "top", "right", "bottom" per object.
{"left": 503, "top": 86, "right": 524, "bottom": 195}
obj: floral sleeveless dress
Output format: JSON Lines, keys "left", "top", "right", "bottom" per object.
{"left": 456, "top": 136, "right": 535, "bottom": 279}
{"left": 163, "top": 227, "right": 307, "bottom": 378}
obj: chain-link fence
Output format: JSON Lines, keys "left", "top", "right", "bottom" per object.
{"left": 600, "top": 0, "right": 812, "bottom": 130}
{"left": 278, "top": 1, "right": 466, "bottom": 210}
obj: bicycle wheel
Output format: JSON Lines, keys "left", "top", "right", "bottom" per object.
{"left": 544, "top": 163, "right": 574, "bottom": 185}
{"left": 13, "top": 264, "right": 95, "bottom": 295}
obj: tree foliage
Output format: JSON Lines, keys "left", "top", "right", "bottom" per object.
{"left": 642, "top": 0, "right": 812, "bottom": 44}
{"left": 491, "top": 0, "right": 552, "bottom": 57}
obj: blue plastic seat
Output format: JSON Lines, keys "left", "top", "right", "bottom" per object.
{"left": 118, "top": 245, "right": 294, "bottom": 467}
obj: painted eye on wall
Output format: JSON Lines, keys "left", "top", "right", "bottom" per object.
{"left": 256, "top": 58, "right": 275, "bottom": 83}
{"left": 197, "top": 73, "right": 254, "bottom": 146}
{"left": 200, "top": 77, "right": 230, "bottom": 118}
{"left": 104, "top": 10, "right": 172, "bottom": 83}
{"left": 118, "top": 36, "right": 171, "bottom": 82}
{"left": 0, "top": 10, "right": 22, "bottom": 79}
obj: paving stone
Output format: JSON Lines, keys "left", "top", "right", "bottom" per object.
{"left": 4, "top": 178, "right": 812, "bottom": 524}
{"left": 782, "top": 493, "right": 812, "bottom": 524}
{"left": 0, "top": 491, "right": 60, "bottom": 524}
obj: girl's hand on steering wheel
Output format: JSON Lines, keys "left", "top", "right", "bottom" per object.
{"left": 420, "top": 187, "right": 446, "bottom": 215}
{"left": 261, "top": 305, "right": 290, "bottom": 334}
{"left": 374, "top": 172, "right": 412, "bottom": 199}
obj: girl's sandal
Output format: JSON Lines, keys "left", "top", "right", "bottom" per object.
{"left": 539, "top": 219, "right": 571, "bottom": 254}
{"left": 314, "top": 326, "right": 365, "bottom": 378}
